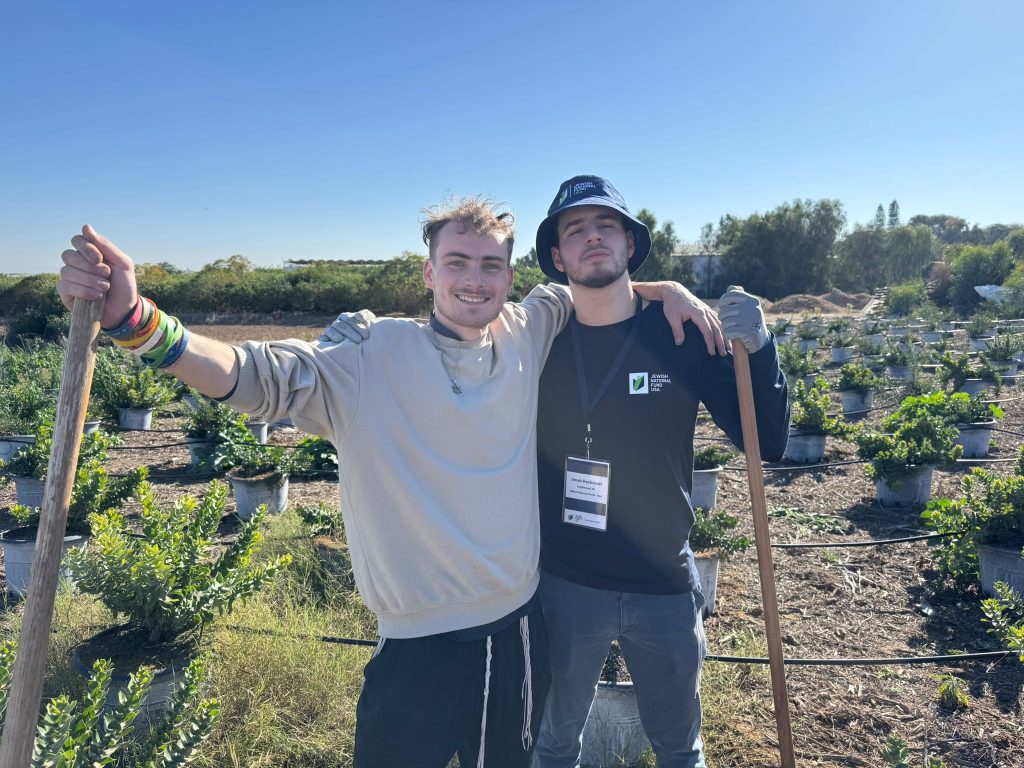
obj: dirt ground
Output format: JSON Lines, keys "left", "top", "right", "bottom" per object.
{"left": 3, "top": 297, "right": 1022, "bottom": 768}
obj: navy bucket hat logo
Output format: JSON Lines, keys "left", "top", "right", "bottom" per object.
{"left": 535, "top": 175, "right": 652, "bottom": 285}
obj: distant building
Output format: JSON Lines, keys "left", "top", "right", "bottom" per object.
{"left": 283, "top": 259, "right": 386, "bottom": 271}
{"left": 678, "top": 243, "right": 725, "bottom": 297}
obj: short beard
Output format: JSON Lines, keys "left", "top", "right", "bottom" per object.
{"left": 567, "top": 264, "right": 627, "bottom": 289}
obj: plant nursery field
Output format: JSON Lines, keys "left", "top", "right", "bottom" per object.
{"left": 1, "top": 307, "right": 1023, "bottom": 768}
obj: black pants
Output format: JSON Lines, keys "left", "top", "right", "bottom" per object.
{"left": 354, "top": 604, "right": 550, "bottom": 768}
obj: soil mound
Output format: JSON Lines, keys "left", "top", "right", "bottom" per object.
{"left": 821, "top": 289, "right": 872, "bottom": 310}
{"left": 768, "top": 294, "right": 842, "bottom": 314}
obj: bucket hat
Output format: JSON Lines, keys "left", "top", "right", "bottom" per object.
{"left": 535, "top": 175, "right": 651, "bottom": 284}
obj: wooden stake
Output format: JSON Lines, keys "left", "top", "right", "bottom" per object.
{"left": 0, "top": 297, "right": 104, "bottom": 768}
{"left": 732, "top": 344, "right": 797, "bottom": 768}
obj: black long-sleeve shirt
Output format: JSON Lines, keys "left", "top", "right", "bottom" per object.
{"left": 536, "top": 302, "right": 790, "bottom": 594}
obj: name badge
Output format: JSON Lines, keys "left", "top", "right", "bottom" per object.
{"left": 563, "top": 455, "right": 611, "bottom": 531}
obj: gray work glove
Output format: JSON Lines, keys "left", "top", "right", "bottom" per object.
{"left": 717, "top": 285, "right": 769, "bottom": 353}
{"left": 318, "top": 309, "right": 376, "bottom": 344}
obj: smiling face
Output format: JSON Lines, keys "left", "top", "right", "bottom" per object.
{"left": 422, "top": 221, "right": 513, "bottom": 339}
{"left": 551, "top": 205, "right": 635, "bottom": 289}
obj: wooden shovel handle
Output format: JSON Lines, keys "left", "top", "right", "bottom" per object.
{"left": 0, "top": 297, "right": 104, "bottom": 768}
{"left": 732, "top": 344, "right": 797, "bottom": 768}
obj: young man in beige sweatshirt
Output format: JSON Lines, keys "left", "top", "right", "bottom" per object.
{"left": 57, "top": 200, "right": 721, "bottom": 768}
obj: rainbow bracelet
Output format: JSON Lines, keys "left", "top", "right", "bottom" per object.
{"left": 101, "top": 296, "right": 187, "bottom": 369}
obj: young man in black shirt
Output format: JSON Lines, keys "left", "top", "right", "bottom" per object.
{"left": 532, "top": 176, "right": 790, "bottom": 768}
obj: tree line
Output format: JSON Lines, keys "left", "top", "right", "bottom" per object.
{"left": 2, "top": 201, "right": 1022, "bottom": 340}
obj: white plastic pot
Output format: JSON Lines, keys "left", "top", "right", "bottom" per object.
{"left": 691, "top": 465, "right": 723, "bottom": 511}
{"left": 969, "top": 336, "right": 994, "bottom": 352}
{"left": 829, "top": 346, "right": 855, "bottom": 364}
{"left": 977, "top": 544, "right": 1024, "bottom": 598}
{"left": 247, "top": 421, "right": 269, "bottom": 444}
{"left": 13, "top": 476, "right": 45, "bottom": 508}
{"left": 184, "top": 438, "right": 218, "bottom": 468}
{"left": 0, "top": 435, "right": 35, "bottom": 462}
{"left": 885, "top": 365, "right": 913, "bottom": 381}
{"left": 839, "top": 390, "right": 874, "bottom": 420}
{"left": 228, "top": 472, "right": 289, "bottom": 518}
{"left": 956, "top": 421, "right": 995, "bottom": 458}
{"left": 580, "top": 682, "right": 651, "bottom": 768}
{"left": 0, "top": 528, "right": 88, "bottom": 597}
{"left": 118, "top": 407, "right": 154, "bottom": 431}
{"left": 797, "top": 338, "right": 818, "bottom": 353}
{"left": 82, "top": 420, "right": 101, "bottom": 435}
{"left": 784, "top": 430, "right": 826, "bottom": 463}
{"left": 956, "top": 379, "right": 991, "bottom": 398}
{"left": 875, "top": 467, "right": 934, "bottom": 508}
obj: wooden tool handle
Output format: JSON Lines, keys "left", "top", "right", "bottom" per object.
{"left": 732, "top": 344, "right": 797, "bottom": 768}
{"left": 0, "top": 296, "right": 104, "bottom": 768}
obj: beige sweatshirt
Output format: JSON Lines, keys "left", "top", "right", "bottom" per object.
{"left": 224, "top": 284, "right": 572, "bottom": 638}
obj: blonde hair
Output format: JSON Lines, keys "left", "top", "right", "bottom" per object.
{"left": 421, "top": 197, "right": 515, "bottom": 262}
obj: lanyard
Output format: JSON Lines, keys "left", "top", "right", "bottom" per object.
{"left": 570, "top": 294, "right": 643, "bottom": 458}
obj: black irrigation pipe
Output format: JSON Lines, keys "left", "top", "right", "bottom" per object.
{"left": 772, "top": 530, "right": 962, "bottom": 549}
{"left": 704, "top": 650, "right": 1013, "bottom": 666}
{"left": 987, "top": 425, "right": 1024, "bottom": 438}
{"left": 218, "top": 624, "right": 1014, "bottom": 666}
{"left": 720, "top": 458, "right": 867, "bottom": 473}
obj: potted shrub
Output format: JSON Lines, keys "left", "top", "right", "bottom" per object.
{"left": 827, "top": 328, "right": 856, "bottom": 365}
{"left": 881, "top": 341, "right": 917, "bottom": 381}
{"left": 1, "top": 454, "right": 145, "bottom": 598}
{"left": 858, "top": 395, "right": 962, "bottom": 507}
{"left": 983, "top": 334, "right": 1022, "bottom": 377}
{"left": 770, "top": 319, "right": 794, "bottom": 345}
{"left": 942, "top": 392, "right": 1003, "bottom": 458}
{"left": 966, "top": 313, "right": 997, "bottom": 351}
{"left": 0, "top": 640, "right": 219, "bottom": 764}
{"left": 213, "top": 439, "right": 311, "bottom": 518}
{"left": 691, "top": 445, "right": 738, "bottom": 511}
{"left": 292, "top": 435, "right": 339, "bottom": 478}
{"left": 861, "top": 320, "right": 885, "bottom": 348}
{"left": 779, "top": 344, "right": 821, "bottom": 389}
{"left": 784, "top": 379, "right": 852, "bottom": 463}
{"left": 922, "top": 467, "right": 1024, "bottom": 596}
{"left": 183, "top": 396, "right": 252, "bottom": 470}
{"left": 0, "top": 380, "right": 53, "bottom": 461}
{"left": 795, "top": 321, "right": 822, "bottom": 353}
{"left": 836, "top": 364, "right": 881, "bottom": 420}
{"left": 0, "top": 422, "right": 117, "bottom": 507}
{"left": 65, "top": 480, "right": 291, "bottom": 709}
{"left": 689, "top": 507, "right": 752, "bottom": 617}
{"left": 91, "top": 349, "right": 177, "bottom": 430}
{"left": 937, "top": 352, "right": 1002, "bottom": 397}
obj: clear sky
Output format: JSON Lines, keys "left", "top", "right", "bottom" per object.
{"left": 2, "top": 0, "right": 1021, "bottom": 275}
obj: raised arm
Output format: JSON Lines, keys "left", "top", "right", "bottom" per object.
{"left": 632, "top": 280, "right": 728, "bottom": 355}
{"left": 57, "top": 225, "right": 241, "bottom": 399}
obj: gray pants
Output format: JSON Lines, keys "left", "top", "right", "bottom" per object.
{"left": 533, "top": 571, "right": 707, "bottom": 768}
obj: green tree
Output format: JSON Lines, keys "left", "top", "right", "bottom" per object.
{"left": 888, "top": 200, "right": 901, "bottom": 228}
{"left": 515, "top": 247, "right": 539, "bottom": 269}
{"left": 1008, "top": 229, "right": 1024, "bottom": 259}
{"left": 630, "top": 209, "right": 693, "bottom": 284}
{"left": 945, "top": 241, "right": 1015, "bottom": 311}
{"left": 363, "top": 252, "right": 432, "bottom": 315}
{"left": 886, "top": 224, "right": 934, "bottom": 283}
{"left": 831, "top": 225, "right": 887, "bottom": 290}
{"left": 874, "top": 204, "right": 887, "bottom": 230}
{"left": 909, "top": 214, "right": 969, "bottom": 244}
{"left": 715, "top": 199, "right": 845, "bottom": 299}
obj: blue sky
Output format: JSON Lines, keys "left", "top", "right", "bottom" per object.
{"left": 2, "top": 0, "right": 1021, "bottom": 274}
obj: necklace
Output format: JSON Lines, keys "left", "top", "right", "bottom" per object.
{"left": 431, "top": 333, "right": 462, "bottom": 395}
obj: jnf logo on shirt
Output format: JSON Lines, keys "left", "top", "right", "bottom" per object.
{"left": 629, "top": 372, "right": 648, "bottom": 394}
